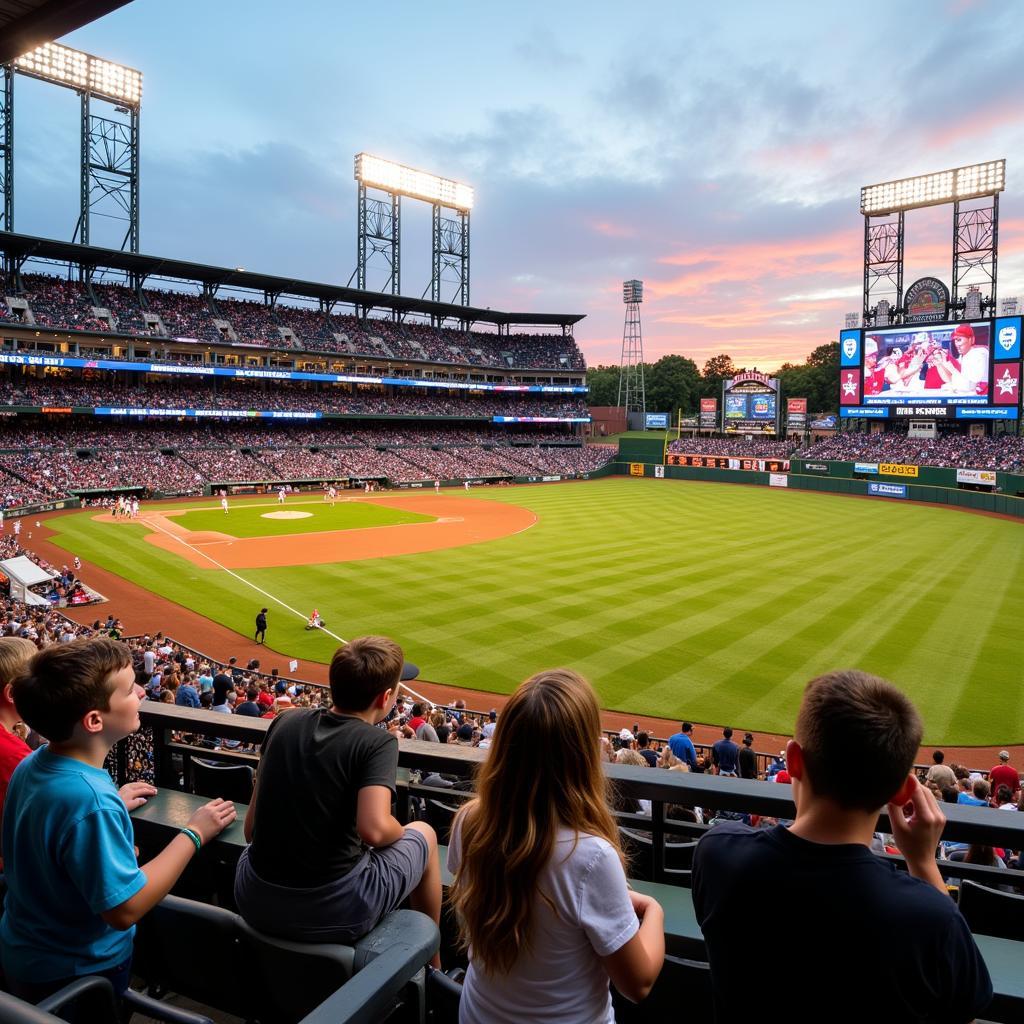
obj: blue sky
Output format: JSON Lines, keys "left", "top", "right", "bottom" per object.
{"left": 12, "top": 0, "right": 1024, "bottom": 369}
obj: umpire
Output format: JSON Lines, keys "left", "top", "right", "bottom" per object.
{"left": 255, "top": 607, "right": 268, "bottom": 644}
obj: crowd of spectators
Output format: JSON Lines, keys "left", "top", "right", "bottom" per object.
{"left": 667, "top": 436, "right": 797, "bottom": 458}
{"left": 3, "top": 272, "right": 586, "bottom": 370}
{"left": 796, "top": 431, "right": 1024, "bottom": 471}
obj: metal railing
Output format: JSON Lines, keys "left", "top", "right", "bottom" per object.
{"left": 127, "top": 703, "right": 1024, "bottom": 892}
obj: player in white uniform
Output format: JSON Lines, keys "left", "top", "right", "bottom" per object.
{"left": 221, "top": 497, "right": 229, "bottom": 515}
{"left": 934, "top": 323, "right": 989, "bottom": 395}
{"left": 434, "top": 480, "right": 440, "bottom": 494}
{"left": 464, "top": 480, "right": 470, "bottom": 491}
{"left": 278, "top": 487, "right": 286, "bottom": 504}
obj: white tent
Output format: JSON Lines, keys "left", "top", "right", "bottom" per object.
{"left": 0, "top": 556, "right": 55, "bottom": 606}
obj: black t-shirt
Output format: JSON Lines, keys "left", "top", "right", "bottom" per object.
{"left": 248, "top": 708, "right": 398, "bottom": 886}
{"left": 639, "top": 748, "right": 659, "bottom": 768}
{"left": 737, "top": 745, "right": 757, "bottom": 779}
{"left": 692, "top": 822, "right": 992, "bottom": 1022}
{"left": 212, "top": 672, "right": 232, "bottom": 706}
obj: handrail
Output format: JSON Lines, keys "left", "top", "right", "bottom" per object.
{"left": 134, "top": 704, "right": 1024, "bottom": 855}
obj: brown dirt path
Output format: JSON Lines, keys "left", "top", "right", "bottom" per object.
{"left": 25, "top": 500, "right": 1022, "bottom": 771}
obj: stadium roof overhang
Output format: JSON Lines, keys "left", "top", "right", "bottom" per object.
{"left": 0, "top": 0, "right": 135, "bottom": 64}
{"left": 0, "top": 232, "right": 586, "bottom": 329}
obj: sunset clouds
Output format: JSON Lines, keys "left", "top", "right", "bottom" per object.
{"left": 16, "top": 0, "right": 1015, "bottom": 371}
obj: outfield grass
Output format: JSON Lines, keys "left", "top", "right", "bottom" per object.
{"left": 169, "top": 500, "right": 433, "bottom": 538}
{"left": 47, "top": 479, "right": 1024, "bottom": 745}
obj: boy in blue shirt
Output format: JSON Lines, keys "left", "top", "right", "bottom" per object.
{"left": 1, "top": 637, "right": 237, "bottom": 1003}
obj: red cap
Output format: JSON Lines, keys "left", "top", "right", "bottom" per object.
{"left": 775, "top": 770, "right": 791, "bottom": 784}
{"left": 951, "top": 324, "right": 975, "bottom": 341}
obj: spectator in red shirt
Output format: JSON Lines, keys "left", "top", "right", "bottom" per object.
{"left": 989, "top": 751, "right": 1020, "bottom": 798}
{"left": 0, "top": 637, "right": 38, "bottom": 866}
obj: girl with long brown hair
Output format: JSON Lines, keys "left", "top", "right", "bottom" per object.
{"left": 447, "top": 669, "right": 664, "bottom": 1022}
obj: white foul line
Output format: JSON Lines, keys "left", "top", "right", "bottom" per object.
{"left": 140, "top": 514, "right": 348, "bottom": 646}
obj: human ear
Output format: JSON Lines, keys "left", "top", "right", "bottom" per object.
{"left": 785, "top": 739, "right": 803, "bottom": 779}
{"left": 889, "top": 773, "right": 917, "bottom": 808}
{"left": 82, "top": 709, "right": 104, "bottom": 735}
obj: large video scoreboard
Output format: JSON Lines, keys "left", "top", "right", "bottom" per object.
{"left": 722, "top": 371, "right": 780, "bottom": 434}
{"left": 838, "top": 316, "right": 1021, "bottom": 420}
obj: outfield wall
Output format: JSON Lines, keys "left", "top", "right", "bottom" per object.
{"left": 791, "top": 458, "right": 1024, "bottom": 495}
{"left": 609, "top": 462, "right": 1024, "bottom": 519}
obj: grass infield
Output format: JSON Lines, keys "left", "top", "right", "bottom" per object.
{"left": 46, "top": 479, "right": 1024, "bottom": 745}
{"left": 170, "top": 500, "right": 434, "bottom": 538}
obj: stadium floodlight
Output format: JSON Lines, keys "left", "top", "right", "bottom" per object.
{"left": 860, "top": 160, "right": 1005, "bottom": 216}
{"left": 354, "top": 153, "right": 473, "bottom": 211}
{"left": 15, "top": 42, "right": 142, "bottom": 107}
{"left": 623, "top": 280, "right": 643, "bottom": 304}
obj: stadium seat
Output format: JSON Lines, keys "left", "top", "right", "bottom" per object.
{"left": 619, "top": 829, "right": 699, "bottom": 882}
{"left": 958, "top": 880, "right": 1024, "bottom": 941}
{"left": 133, "top": 894, "right": 438, "bottom": 1024}
{"left": 611, "top": 955, "right": 713, "bottom": 1020}
{"left": 189, "top": 756, "right": 255, "bottom": 804}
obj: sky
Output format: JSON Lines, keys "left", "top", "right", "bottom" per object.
{"left": 11, "top": 0, "right": 1024, "bottom": 371}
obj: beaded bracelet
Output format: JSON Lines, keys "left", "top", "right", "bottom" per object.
{"left": 180, "top": 827, "right": 202, "bottom": 852}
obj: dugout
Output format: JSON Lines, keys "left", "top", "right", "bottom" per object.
{"left": 0, "top": 555, "right": 58, "bottom": 606}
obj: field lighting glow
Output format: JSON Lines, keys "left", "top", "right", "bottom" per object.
{"left": 860, "top": 160, "right": 1005, "bottom": 216}
{"left": 15, "top": 42, "right": 142, "bottom": 106}
{"left": 354, "top": 153, "right": 474, "bottom": 211}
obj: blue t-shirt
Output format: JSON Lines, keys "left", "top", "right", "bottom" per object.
{"left": 175, "top": 684, "right": 201, "bottom": 708}
{"left": 0, "top": 747, "right": 146, "bottom": 982}
{"left": 957, "top": 793, "right": 988, "bottom": 807}
{"left": 667, "top": 732, "right": 697, "bottom": 769}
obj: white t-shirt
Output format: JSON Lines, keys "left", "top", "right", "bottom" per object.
{"left": 949, "top": 345, "right": 988, "bottom": 393}
{"left": 447, "top": 822, "right": 638, "bottom": 1024}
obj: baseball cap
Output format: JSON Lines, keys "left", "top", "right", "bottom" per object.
{"left": 619, "top": 727, "right": 634, "bottom": 741}
{"left": 775, "top": 770, "right": 791, "bottom": 784}
{"left": 865, "top": 338, "right": 878, "bottom": 356}
{"left": 952, "top": 323, "right": 975, "bottom": 342}
{"left": 999, "top": 751, "right": 1010, "bottom": 761}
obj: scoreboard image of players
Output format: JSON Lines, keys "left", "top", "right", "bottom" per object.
{"left": 838, "top": 315, "right": 1022, "bottom": 420}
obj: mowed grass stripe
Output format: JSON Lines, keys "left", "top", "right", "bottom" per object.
{"left": 46, "top": 478, "right": 1024, "bottom": 745}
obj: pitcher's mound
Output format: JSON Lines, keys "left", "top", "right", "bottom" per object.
{"left": 261, "top": 511, "right": 313, "bottom": 520}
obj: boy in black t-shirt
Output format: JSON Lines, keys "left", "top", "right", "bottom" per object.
{"left": 693, "top": 670, "right": 992, "bottom": 1022}
{"left": 234, "top": 636, "right": 441, "bottom": 966}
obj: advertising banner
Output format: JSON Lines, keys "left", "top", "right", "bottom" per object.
{"left": 645, "top": 413, "right": 670, "bottom": 429}
{"left": 654, "top": 464, "right": 665, "bottom": 478}
{"left": 868, "top": 482, "right": 908, "bottom": 499}
{"left": 769, "top": 473, "right": 788, "bottom": 487}
{"left": 879, "top": 463, "right": 919, "bottom": 478}
{"left": 666, "top": 454, "right": 790, "bottom": 472}
{"left": 803, "top": 463, "right": 829, "bottom": 474}
{"left": 786, "top": 397, "right": 807, "bottom": 432}
{"left": 854, "top": 462, "right": 879, "bottom": 474}
{"left": 629, "top": 463, "right": 645, "bottom": 477}
{"left": 956, "top": 468, "right": 997, "bottom": 486}
{"left": 699, "top": 398, "right": 718, "bottom": 430}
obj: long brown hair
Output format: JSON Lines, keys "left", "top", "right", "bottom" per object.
{"left": 449, "top": 668, "right": 623, "bottom": 974}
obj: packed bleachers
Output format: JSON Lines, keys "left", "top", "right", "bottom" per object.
{"left": 3, "top": 272, "right": 586, "bottom": 370}
{"left": 0, "top": 418, "right": 611, "bottom": 506}
{"left": 667, "top": 436, "right": 798, "bottom": 458}
{"left": 796, "top": 430, "right": 1024, "bottom": 471}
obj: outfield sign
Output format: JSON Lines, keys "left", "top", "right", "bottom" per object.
{"left": 769, "top": 473, "right": 788, "bottom": 487}
{"left": 654, "top": 464, "right": 665, "bottom": 478}
{"left": 666, "top": 453, "right": 790, "bottom": 472}
{"left": 803, "top": 462, "right": 829, "bottom": 474}
{"left": 868, "top": 482, "right": 908, "bottom": 499}
{"left": 854, "top": 462, "right": 879, "bottom": 474}
{"left": 879, "top": 463, "right": 919, "bottom": 478}
{"left": 0, "top": 352, "right": 588, "bottom": 394}
{"left": 645, "top": 412, "right": 670, "bottom": 429}
{"left": 956, "top": 468, "right": 997, "bottom": 486}
{"left": 630, "top": 463, "right": 645, "bottom": 476}
{"left": 699, "top": 398, "right": 718, "bottom": 430}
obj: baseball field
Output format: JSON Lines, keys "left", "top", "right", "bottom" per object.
{"left": 43, "top": 478, "right": 1024, "bottom": 745}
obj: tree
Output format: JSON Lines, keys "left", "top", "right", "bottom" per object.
{"left": 585, "top": 365, "right": 620, "bottom": 407}
{"left": 647, "top": 354, "right": 702, "bottom": 419}
{"left": 700, "top": 353, "right": 737, "bottom": 399}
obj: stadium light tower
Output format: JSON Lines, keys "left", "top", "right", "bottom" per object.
{"left": 7, "top": 42, "right": 142, "bottom": 251}
{"left": 860, "top": 159, "right": 1005, "bottom": 324}
{"left": 617, "top": 279, "right": 646, "bottom": 417}
{"left": 352, "top": 153, "right": 474, "bottom": 305}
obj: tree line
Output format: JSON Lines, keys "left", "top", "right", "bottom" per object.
{"left": 585, "top": 342, "right": 840, "bottom": 421}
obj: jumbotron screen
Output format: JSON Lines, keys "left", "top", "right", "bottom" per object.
{"left": 839, "top": 315, "right": 1022, "bottom": 420}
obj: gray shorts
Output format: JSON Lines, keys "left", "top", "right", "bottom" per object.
{"left": 234, "top": 830, "right": 430, "bottom": 944}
